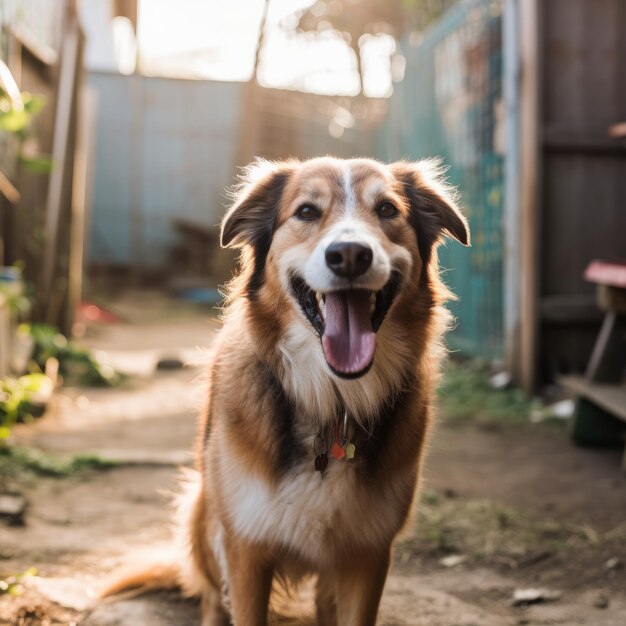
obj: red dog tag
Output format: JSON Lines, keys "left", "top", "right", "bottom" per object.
{"left": 331, "top": 441, "right": 346, "bottom": 460}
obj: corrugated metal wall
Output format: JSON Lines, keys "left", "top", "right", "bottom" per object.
{"left": 87, "top": 74, "right": 381, "bottom": 270}
{"left": 377, "top": 0, "right": 504, "bottom": 359}
{"left": 88, "top": 72, "right": 244, "bottom": 267}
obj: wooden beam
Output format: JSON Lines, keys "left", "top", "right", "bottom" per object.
{"left": 113, "top": 0, "right": 138, "bottom": 31}
{"left": 503, "top": 0, "right": 521, "bottom": 377}
{"left": 0, "top": 171, "right": 20, "bottom": 205}
{"left": 518, "top": 0, "right": 541, "bottom": 393}
{"left": 560, "top": 375, "right": 626, "bottom": 423}
{"left": 8, "top": 23, "right": 59, "bottom": 66}
{"left": 543, "top": 128, "right": 626, "bottom": 154}
{"left": 67, "top": 85, "right": 93, "bottom": 334}
{"left": 39, "top": 16, "right": 81, "bottom": 325}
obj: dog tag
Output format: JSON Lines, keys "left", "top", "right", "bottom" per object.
{"left": 344, "top": 442, "right": 356, "bottom": 460}
{"left": 315, "top": 453, "right": 328, "bottom": 472}
{"left": 331, "top": 441, "right": 346, "bottom": 460}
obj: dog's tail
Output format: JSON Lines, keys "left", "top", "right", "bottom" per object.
{"left": 99, "top": 558, "right": 180, "bottom": 599}
{"left": 99, "top": 469, "right": 212, "bottom": 601}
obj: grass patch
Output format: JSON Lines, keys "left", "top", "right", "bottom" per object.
{"left": 438, "top": 360, "right": 539, "bottom": 422}
{"left": 398, "top": 490, "right": 618, "bottom": 565}
{"left": 0, "top": 445, "right": 119, "bottom": 480}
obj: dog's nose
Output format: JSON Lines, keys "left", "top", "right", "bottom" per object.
{"left": 325, "top": 241, "right": 373, "bottom": 279}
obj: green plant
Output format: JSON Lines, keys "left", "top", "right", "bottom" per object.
{"left": 0, "top": 446, "right": 119, "bottom": 478}
{"left": 24, "top": 323, "right": 124, "bottom": 387}
{"left": 0, "top": 567, "right": 37, "bottom": 597}
{"left": 0, "top": 271, "right": 30, "bottom": 318}
{"left": 0, "top": 90, "right": 43, "bottom": 132}
{"left": 0, "top": 373, "right": 51, "bottom": 438}
{"left": 0, "top": 83, "right": 52, "bottom": 174}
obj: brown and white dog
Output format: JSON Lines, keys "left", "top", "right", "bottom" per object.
{"left": 103, "top": 157, "right": 469, "bottom": 625}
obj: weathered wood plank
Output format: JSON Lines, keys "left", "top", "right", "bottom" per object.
{"left": 560, "top": 375, "right": 626, "bottom": 422}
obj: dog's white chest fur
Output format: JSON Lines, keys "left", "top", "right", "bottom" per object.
{"left": 219, "top": 452, "right": 405, "bottom": 565}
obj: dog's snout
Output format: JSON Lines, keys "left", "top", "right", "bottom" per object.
{"left": 325, "top": 241, "right": 373, "bottom": 279}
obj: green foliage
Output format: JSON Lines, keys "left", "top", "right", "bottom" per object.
{"left": 438, "top": 360, "right": 539, "bottom": 422}
{"left": 0, "top": 446, "right": 118, "bottom": 478}
{"left": 0, "top": 87, "right": 52, "bottom": 173}
{"left": 19, "top": 153, "right": 54, "bottom": 174}
{"left": 0, "top": 107, "right": 29, "bottom": 133}
{"left": 0, "top": 90, "right": 45, "bottom": 135}
{"left": 0, "top": 374, "right": 51, "bottom": 439}
{"left": 0, "top": 567, "right": 37, "bottom": 597}
{"left": 24, "top": 323, "right": 124, "bottom": 387}
{"left": 0, "top": 279, "right": 30, "bottom": 318}
{"left": 0, "top": 324, "right": 124, "bottom": 439}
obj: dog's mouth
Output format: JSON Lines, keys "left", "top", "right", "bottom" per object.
{"left": 289, "top": 272, "right": 400, "bottom": 379}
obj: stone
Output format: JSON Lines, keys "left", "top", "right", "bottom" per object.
{"left": 0, "top": 492, "right": 27, "bottom": 526}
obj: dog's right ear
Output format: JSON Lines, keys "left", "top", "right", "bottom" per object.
{"left": 390, "top": 159, "right": 469, "bottom": 265}
{"left": 220, "top": 160, "right": 295, "bottom": 249}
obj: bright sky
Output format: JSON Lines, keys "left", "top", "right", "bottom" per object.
{"left": 134, "top": 0, "right": 396, "bottom": 97}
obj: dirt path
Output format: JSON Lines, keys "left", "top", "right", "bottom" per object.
{"left": 1, "top": 292, "right": 625, "bottom": 625}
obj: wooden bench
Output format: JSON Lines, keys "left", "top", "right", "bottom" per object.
{"left": 560, "top": 260, "right": 626, "bottom": 468}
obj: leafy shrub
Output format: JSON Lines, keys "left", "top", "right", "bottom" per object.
{"left": 0, "top": 374, "right": 51, "bottom": 438}
{"left": 25, "top": 323, "right": 123, "bottom": 387}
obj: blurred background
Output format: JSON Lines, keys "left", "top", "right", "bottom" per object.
{"left": 0, "top": 1, "right": 625, "bottom": 625}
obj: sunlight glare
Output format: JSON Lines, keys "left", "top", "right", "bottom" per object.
{"left": 137, "top": 0, "right": 265, "bottom": 81}
{"left": 135, "top": 0, "right": 394, "bottom": 97}
{"left": 112, "top": 16, "right": 137, "bottom": 75}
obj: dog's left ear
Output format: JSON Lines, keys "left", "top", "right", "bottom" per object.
{"left": 391, "top": 160, "right": 470, "bottom": 262}
{"left": 221, "top": 159, "right": 295, "bottom": 249}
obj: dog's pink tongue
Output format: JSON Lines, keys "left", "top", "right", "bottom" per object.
{"left": 322, "top": 290, "right": 376, "bottom": 375}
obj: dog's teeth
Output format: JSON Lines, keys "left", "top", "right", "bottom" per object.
{"left": 370, "top": 292, "right": 376, "bottom": 314}
{"left": 316, "top": 292, "right": 326, "bottom": 318}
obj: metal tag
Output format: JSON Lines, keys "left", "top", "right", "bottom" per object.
{"left": 314, "top": 453, "right": 328, "bottom": 472}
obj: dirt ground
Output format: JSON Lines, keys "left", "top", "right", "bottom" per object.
{"left": 1, "top": 292, "right": 625, "bottom": 626}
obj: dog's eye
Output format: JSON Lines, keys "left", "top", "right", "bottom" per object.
{"left": 295, "top": 204, "right": 321, "bottom": 221}
{"left": 377, "top": 202, "right": 399, "bottom": 219}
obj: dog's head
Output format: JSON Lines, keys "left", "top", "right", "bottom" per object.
{"left": 221, "top": 157, "right": 469, "bottom": 380}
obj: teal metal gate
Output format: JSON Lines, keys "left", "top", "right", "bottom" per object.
{"left": 378, "top": 0, "right": 504, "bottom": 358}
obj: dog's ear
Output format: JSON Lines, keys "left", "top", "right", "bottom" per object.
{"left": 221, "top": 159, "right": 294, "bottom": 249}
{"left": 391, "top": 159, "right": 470, "bottom": 263}
{"left": 221, "top": 160, "right": 296, "bottom": 298}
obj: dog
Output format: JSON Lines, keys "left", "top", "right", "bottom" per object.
{"left": 102, "top": 156, "right": 469, "bottom": 626}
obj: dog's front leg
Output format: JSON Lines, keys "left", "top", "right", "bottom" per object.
{"left": 224, "top": 538, "right": 273, "bottom": 626}
{"left": 333, "top": 548, "right": 391, "bottom": 626}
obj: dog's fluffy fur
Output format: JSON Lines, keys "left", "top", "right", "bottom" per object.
{"left": 102, "top": 157, "right": 469, "bottom": 626}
